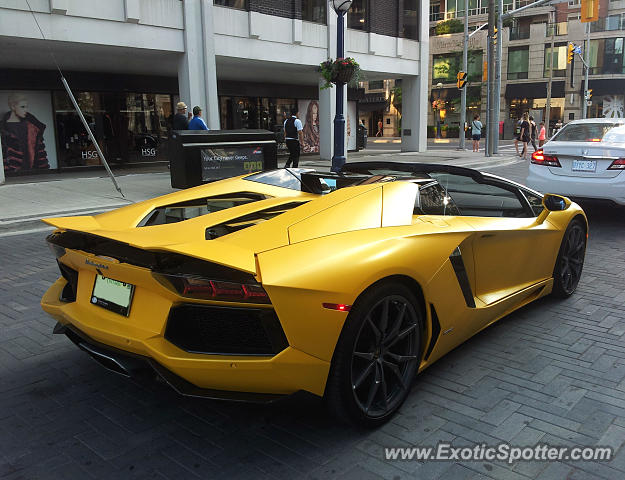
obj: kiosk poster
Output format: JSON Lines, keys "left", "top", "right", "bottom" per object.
{"left": 0, "top": 90, "right": 57, "bottom": 174}
{"left": 201, "top": 145, "right": 264, "bottom": 181}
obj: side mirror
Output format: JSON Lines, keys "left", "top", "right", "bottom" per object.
{"left": 543, "top": 194, "right": 571, "bottom": 212}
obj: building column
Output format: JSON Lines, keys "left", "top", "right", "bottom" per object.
{"left": 178, "top": 0, "right": 219, "bottom": 129}
{"left": 401, "top": 0, "right": 428, "bottom": 152}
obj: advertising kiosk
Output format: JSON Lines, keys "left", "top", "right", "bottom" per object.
{"left": 169, "top": 130, "right": 278, "bottom": 189}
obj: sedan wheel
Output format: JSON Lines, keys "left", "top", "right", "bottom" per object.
{"left": 325, "top": 282, "right": 422, "bottom": 427}
{"left": 552, "top": 220, "right": 586, "bottom": 298}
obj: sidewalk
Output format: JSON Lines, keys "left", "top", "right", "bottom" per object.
{"left": 0, "top": 147, "right": 521, "bottom": 235}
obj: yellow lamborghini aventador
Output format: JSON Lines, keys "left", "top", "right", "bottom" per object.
{"left": 41, "top": 162, "right": 587, "bottom": 426}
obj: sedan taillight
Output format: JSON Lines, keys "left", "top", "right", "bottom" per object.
{"left": 607, "top": 159, "right": 625, "bottom": 170}
{"left": 531, "top": 150, "right": 561, "bottom": 167}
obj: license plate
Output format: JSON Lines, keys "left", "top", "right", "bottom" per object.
{"left": 91, "top": 275, "right": 134, "bottom": 316}
{"left": 572, "top": 160, "right": 597, "bottom": 172}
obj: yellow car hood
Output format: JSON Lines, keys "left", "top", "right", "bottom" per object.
{"left": 43, "top": 181, "right": 417, "bottom": 274}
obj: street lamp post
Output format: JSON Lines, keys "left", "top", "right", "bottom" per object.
{"left": 331, "top": 0, "right": 353, "bottom": 172}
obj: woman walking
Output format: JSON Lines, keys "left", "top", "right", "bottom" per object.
{"left": 518, "top": 113, "right": 530, "bottom": 160}
{"left": 471, "top": 114, "right": 483, "bottom": 152}
{"left": 538, "top": 121, "right": 546, "bottom": 147}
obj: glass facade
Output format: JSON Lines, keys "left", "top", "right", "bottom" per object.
{"left": 53, "top": 91, "right": 173, "bottom": 168}
{"left": 507, "top": 47, "right": 529, "bottom": 80}
{"left": 402, "top": 0, "right": 419, "bottom": 40}
{"left": 348, "top": 0, "right": 367, "bottom": 30}
{"left": 302, "top": 0, "right": 326, "bottom": 24}
{"left": 213, "top": 0, "right": 247, "bottom": 9}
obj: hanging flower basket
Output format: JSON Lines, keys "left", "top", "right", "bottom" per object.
{"left": 319, "top": 57, "right": 362, "bottom": 89}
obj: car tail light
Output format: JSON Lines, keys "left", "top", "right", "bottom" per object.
{"left": 607, "top": 159, "right": 625, "bottom": 170}
{"left": 154, "top": 274, "right": 270, "bottom": 304}
{"left": 531, "top": 150, "right": 561, "bottom": 167}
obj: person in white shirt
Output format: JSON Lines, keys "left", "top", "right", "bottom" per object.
{"left": 283, "top": 110, "right": 304, "bottom": 168}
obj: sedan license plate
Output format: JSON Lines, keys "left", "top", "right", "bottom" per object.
{"left": 91, "top": 275, "right": 134, "bottom": 316}
{"left": 572, "top": 159, "right": 597, "bottom": 172}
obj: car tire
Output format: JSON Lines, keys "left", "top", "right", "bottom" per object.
{"left": 552, "top": 219, "right": 587, "bottom": 298}
{"left": 324, "top": 281, "right": 423, "bottom": 427}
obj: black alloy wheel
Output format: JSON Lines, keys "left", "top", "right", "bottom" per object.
{"left": 552, "top": 220, "right": 586, "bottom": 298}
{"left": 325, "top": 282, "right": 423, "bottom": 427}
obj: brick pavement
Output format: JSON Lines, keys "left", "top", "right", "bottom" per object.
{"left": 1, "top": 162, "right": 625, "bottom": 479}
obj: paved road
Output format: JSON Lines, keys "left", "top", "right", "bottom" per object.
{"left": 2, "top": 161, "right": 625, "bottom": 479}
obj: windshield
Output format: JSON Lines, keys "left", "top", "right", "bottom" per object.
{"left": 552, "top": 122, "right": 625, "bottom": 143}
{"left": 243, "top": 168, "right": 314, "bottom": 191}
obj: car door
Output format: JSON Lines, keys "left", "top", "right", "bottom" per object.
{"left": 431, "top": 173, "right": 561, "bottom": 306}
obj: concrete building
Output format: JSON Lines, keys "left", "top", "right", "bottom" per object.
{"left": 0, "top": 0, "right": 428, "bottom": 178}
{"left": 428, "top": 0, "right": 625, "bottom": 139}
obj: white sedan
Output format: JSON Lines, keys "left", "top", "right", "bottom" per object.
{"left": 526, "top": 118, "right": 625, "bottom": 205}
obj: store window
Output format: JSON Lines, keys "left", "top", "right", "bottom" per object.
{"left": 544, "top": 43, "right": 568, "bottom": 77}
{"left": 507, "top": 46, "right": 529, "bottom": 80}
{"left": 348, "top": 0, "right": 367, "bottom": 30}
{"left": 403, "top": 0, "right": 419, "bottom": 40}
{"left": 213, "top": 0, "right": 248, "bottom": 9}
{"left": 53, "top": 91, "right": 172, "bottom": 168}
{"left": 219, "top": 96, "right": 297, "bottom": 134}
{"left": 302, "top": 0, "right": 326, "bottom": 24}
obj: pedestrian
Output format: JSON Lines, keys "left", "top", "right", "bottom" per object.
{"left": 514, "top": 116, "right": 523, "bottom": 156}
{"left": 538, "top": 121, "right": 546, "bottom": 147}
{"left": 188, "top": 106, "right": 209, "bottom": 130}
{"left": 518, "top": 113, "right": 530, "bottom": 160}
{"left": 554, "top": 119, "right": 563, "bottom": 136}
{"left": 173, "top": 101, "right": 189, "bottom": 130}
{"left": 529, "top": 115, "right": 538, "bottom": 152}
{"left": 471, "top": 114, "right": 483, "bottom": 152}
{"left": 284, "top": 109, "right": 303, "bottom": 168}
{"left": 376, "top": 118, "right": 383, "bottom": 137}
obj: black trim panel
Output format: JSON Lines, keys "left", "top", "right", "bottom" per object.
{"left": 449, "top": 247, "right": 476, "bottom": 308}
{"left": 53, "top": 322, "right": 290, "bottom": 403}
{"left": 424, "top": 304, "right": 441, "bottom": 361}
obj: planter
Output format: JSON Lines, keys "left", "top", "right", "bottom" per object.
{"left": 332, "top": 66, "right": 356, "bottom": 84}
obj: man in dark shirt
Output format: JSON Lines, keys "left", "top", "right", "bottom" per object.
{"left": 173, "top": 102, "right": 189, "bottom": 130}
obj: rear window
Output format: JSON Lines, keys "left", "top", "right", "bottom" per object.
{"left": 552, "top": 122, "right": 625, "bottom": 143}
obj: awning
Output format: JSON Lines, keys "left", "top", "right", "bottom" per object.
{"left": 585, "top": 78, "right": 625, "bottom": 96}
{"left": 359, "top": 101, "right": 388, "bottom": 112}
{"left": 505, "top": 81, "right": 565, "bottom": 99}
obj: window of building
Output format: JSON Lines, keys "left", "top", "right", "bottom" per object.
{"left": 430, "top": 1, "right": 442, "bottom": 21}
{"left": 590, "top": 38, "right": 625, "bottom": 74}
{"left": 302, "top": 0, "right": 326, "bottom": 24}
{"left": 591, "top": 13, "right": 625, "bottom": 32}
{"left": 468, "top": 0, "right": 488, "bottom": 15}
{"left": 432, "top": 51, "right": 482, "bottom": 83}
{"left": 546, "top": 21, "right": 568, "bottom": 36}
{"left": 403, "top": 0, "right": 419, "bottom": 40}
{"left": 445, "top": 0, "right": 466, "bottom": 18}
{"left": 507, "top": 46, "right": 529, "bottom": 80}
{"left": 213, "top": 0, "right": 248, "bottom": 9}
{"left": 348, "top": 0, "right": 367, "bottom": 30}
{"left": 568, "top": 0, "right": 580, "bottom": 5}
{"left": 368, "top": 80, "right": 385, "bottom": 90}
{"left": 503, "top": 0, "right": 514, "bottom": 13}
{"left": 544, "top": 43, "right": 568, "bottom": 77}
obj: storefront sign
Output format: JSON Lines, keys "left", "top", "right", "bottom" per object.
{"left": 201, "top": 146, "right": 264, "bottom": 181}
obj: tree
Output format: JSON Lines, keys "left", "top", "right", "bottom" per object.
{"left": 434, "top": 19, "right": 464, "bottom": 35}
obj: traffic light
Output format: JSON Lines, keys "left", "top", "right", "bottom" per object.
{"left": 580, "top": 0, "right": 599, "bottom": 23}
{"left": 483, "top": 61, "right": 488, "bottom": 82}
{"left": 568, "top": 43, "right": 574, "bottom": 63}
{"left": 493, "top": 27, "right": 498, "bottom": 45}
{"left": 587, "top": 89, "right": 593, "bottom": 100}
{"left": 457, "top": 71, "right": 467, "bottom": 89}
